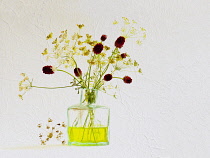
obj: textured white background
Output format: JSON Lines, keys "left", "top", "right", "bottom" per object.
{"left": 0, "top": 0, "right": 210, "bottom": 157}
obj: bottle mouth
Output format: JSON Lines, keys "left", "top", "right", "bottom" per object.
{"left": 80, "top": 88, "right": 98, "bottom": 105}
{"left": 80, "top": 87, "right": 98, "bottom": 91}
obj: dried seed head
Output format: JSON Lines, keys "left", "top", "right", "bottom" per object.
{"left": 123, "top": 76, "right": 132, "bottom": 84}
{"left": 48, "top": 118, "right": 53, "bottom": 122}
{"left": 37, "top": 124, "right": 42, "bottom": 128}
{"left": 93, "top": 43, "right": 103, "bottom": 54}
{"left": 41, "top": 140, "right": 46, "bottom": 145}
{"left": 47, "top": 133, "right": 53, "bottom": 138}
{"left": 20, "top": 73, "right": 26, "bottom": 77}
{"left": 61, "top": 123, "right": 66, "bottom": 127}
{"left": 59, "top": 131, "right": 63, "bottom": 135}
{"left": 104, "top": 46, "right": 110, "bottom": 50}
{"left": 104, "top": 74, "right": 113, "bottom": 81}
{"left": 100, "top": 35, "right": 107, "bottom": 41}
{"left": 115, "top": 36, "right": 125, "bottom": 48}
{"left": 42, "top": 66, "right": 54, "bottom": 74}
{"left": 121, "top": 53, "right": 127, "bottom": 58}
{"left": 74, "top": 68, "right": 82, "bottom": 77}
{"left": 77, "top": 24, "right": 84, "bottom": 29}
{"left": 18, "top": 95, "right": 23, "bottom": 100}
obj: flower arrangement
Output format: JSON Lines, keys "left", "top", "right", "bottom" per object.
{"left": 19, "top": 17, "right": 146, "bottom": 146}
{"left": 18, "top": 17, "right": 146, "bottom": 101}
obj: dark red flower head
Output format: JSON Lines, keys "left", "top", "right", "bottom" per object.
{"left": 100, "top": 35, "right": 107, "bottom": 41}
{"left": 115, "top": 36, "right": 125, "bottom": 48}
{"left": 74, "top": 68, "right": 82, "bottom": 77}
{"left": 123, "top": 76, "right": 132, "bottom": 84}
{"left": 104, "top": 74, "right": 112, "bottom": 81}
{"left": 121, "top": 53, "right": 127, "bottom": 58}
{"left": 42, "top": 65, "right": 54, "bottom": 74}
{"left": 93, "top": 43, "right": 103, "bottom": 54}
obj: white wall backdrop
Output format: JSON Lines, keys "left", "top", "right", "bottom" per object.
{"left": 0, "top": 0, "right": 209, "bottom": 157}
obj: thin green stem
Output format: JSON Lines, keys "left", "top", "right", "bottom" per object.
{"left": 87, "top": 54, "right": 96, "bottom": 89}
{"left": 57, "top": 69, "right": 80, "bottom": 82}
{"left": 31, "top": 85, "right": 74, "bottom": 89}
{"left": 113, "top": 77, "right": 123, "bottom": 80}
{"left": 72, "top": 58, "right": 86, "bottom": 87}
{"left": 93, "top": 55, "right": 101, "bottom": 87}
{"left": 71, "top": 57, "right": 78, "bottom": 68}
{"left": 93, "top": 62, "right": 110, "bottom": 89}
{"left": 87, "top": 65, "right": 92, "bottom": 89}
{"left": 84, "top": 66, "right": 90, "bottom": 88}
{"left": 90, "top": 110, "right": 96, "bottom": 142}
{"left": 83, "top": 111, "right": 90, "bottom": 128}
{"left": 93, "top": 48, "right": 117, "bottom": 89}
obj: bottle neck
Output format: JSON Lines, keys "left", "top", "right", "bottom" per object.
{"left": 80, "top": 88, "right": 98, "bottom": 106}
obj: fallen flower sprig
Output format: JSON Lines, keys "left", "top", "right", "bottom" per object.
{"left": 37, "top": 118, "right": 67, "bottom": 145}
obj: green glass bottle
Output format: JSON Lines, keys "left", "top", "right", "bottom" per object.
{"left": 67, "top": 88, "right": 110, "bottom": 146}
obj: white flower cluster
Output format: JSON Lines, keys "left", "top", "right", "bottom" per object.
{"left": 113, "top": 17, "right": 146, "bottom": 45}
{"left": 18, "top": 73, "right": 32, "bottom": 100}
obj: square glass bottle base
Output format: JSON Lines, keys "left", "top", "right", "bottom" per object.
{"left": 68, "top": 142, "right": 109, "bottom": 146}
{"left": 68, "top": 126, "right": 109, "bottom": 146}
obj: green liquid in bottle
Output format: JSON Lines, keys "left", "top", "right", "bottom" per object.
{"left": 68, "top": 127, "right": 108, "bottom": 146}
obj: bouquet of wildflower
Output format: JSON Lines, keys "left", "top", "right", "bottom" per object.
{"left": 19, "top": 17, "right": 146, "bottom": 102}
